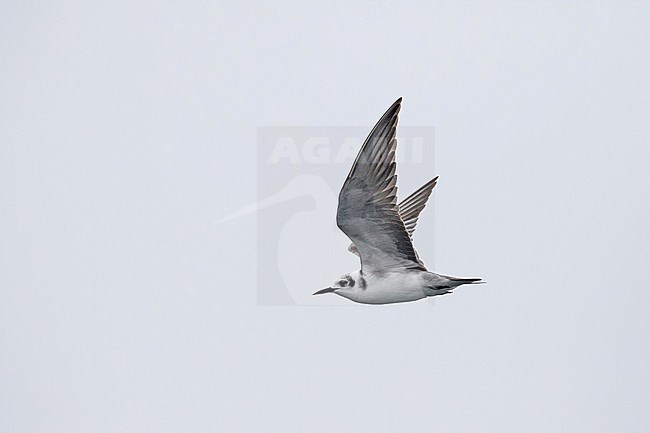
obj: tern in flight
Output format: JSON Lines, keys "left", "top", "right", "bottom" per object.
{"left": 313, "top": 98, "right": 482, "bottom": 304}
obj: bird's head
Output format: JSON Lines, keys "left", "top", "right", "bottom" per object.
{"left": 313, "top": 271, "right": 363, "bottom": 297}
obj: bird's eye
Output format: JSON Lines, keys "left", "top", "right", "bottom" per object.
{"left": 339, "top": 280, "right": 348, "bottom": 287}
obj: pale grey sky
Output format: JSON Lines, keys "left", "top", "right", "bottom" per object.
{"left": 1, "top": 2, "right": 649, "bottom": 432}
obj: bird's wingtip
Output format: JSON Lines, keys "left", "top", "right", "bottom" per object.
{"left": 387, "top": 97, "right": 403, "bottom": 114}
{"left": 388, "top": 97, "right": 402, "bottom": 108}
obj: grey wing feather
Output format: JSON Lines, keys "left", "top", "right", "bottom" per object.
{"left": 348, "top": 176, "right": 438, "bottom": 257}
{"left": 337, "top": 98, "right": 425, "bottom": 273}
{"left": 398, "top": 176, "right": 438, "bottom": 237}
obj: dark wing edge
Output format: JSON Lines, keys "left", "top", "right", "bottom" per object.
{"left": 345, "top": 97, "right": 402, "bottom": 179}
{"left": 337, "top": 98, "right": 424, "bottom": 272}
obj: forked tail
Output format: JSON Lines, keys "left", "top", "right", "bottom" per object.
{"left": 440, "top": 275, "right": 484, "bottom": 287}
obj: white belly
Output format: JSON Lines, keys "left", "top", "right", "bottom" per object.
{"left": 340, "top": 271, "right": 428, "bottom": 305}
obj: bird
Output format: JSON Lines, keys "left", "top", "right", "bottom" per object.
{"left": 313, "top": 97, "right": 482, "bottom": 304}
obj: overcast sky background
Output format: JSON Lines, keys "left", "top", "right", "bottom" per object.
{"left": 1, "top": 2, "right": 649, "bottom": 432}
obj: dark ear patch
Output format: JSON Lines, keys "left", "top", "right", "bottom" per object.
{"left": 359, "top": 276, "right": 367, "bottom": 290}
